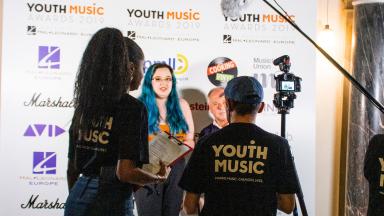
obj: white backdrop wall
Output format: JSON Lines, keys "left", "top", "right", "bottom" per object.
{"left": 0, "top": 0, "right": 317, "bottom": 215}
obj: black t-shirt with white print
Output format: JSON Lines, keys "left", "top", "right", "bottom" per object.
{"left": 179, "top": 123, "right": 298, "bottom": 216}
{"left": 364, "top": 134, "right": 384, "bottom": 216}
{"left": 68, "top": 94, "right": 149, "bottom": 176}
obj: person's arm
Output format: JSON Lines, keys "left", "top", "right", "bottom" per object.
{"left": 116, "top": 159, "right": 170, "bottom": 186}
{"left": 183, "top": 192, "right": 200, "bottom": 215}
{"left": 277, "top": 193, "right": 296, "bottom": 214}
{"left": 67, "top": 158, "right": 80, "bottom": 190}
{"left": 180, "top": 98, "right": 195, "bottom": 148}
{"left": 275, "top": 138, "right": 298, "bottom": 214}
{"left": 66, "top": 125, "right": 80, "bottom": 191}
{"left": 364, "top": 135, "right": 381, "bottom": 181}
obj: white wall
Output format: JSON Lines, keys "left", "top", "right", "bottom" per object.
{"left": 315, "top": 0, "right": 347, "bottom": 215}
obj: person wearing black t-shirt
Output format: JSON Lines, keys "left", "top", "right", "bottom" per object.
{"left": 199, "top": 87, "right": 228, "bottom": 139}
{"left": 64, "top": 28, "right": 169, "bottom": 216}
{"left": 364, "top": 134, "right": 384, "bottom": 216}
{"left": 179, "top": 76, "right": 298, "bottom": 216}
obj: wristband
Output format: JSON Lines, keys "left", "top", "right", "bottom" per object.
{"left": 155, "top": 174, "right": 161, "bottom": 184}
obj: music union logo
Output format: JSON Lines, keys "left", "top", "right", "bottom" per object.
{"left": 38, "top": 46, "right": 60, "bottom": 69}
{"left": 33, "top": 152, "right": 57, "bottom": 175}
{"left": 24, "top": 124, "right": 65, "bottom": 137}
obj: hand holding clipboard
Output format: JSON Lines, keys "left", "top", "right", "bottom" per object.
{"left": 142, "top": 130, "right": 193, "bottom": 174}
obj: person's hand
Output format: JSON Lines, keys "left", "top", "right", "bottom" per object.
{"left": 156, "top": 160, "right": 171, "bottom": 183}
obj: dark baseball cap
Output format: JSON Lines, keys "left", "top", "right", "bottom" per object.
{"left": 224, "top": 76, "right": 264, "bottom": 104}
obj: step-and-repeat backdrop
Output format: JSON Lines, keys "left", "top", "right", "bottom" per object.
{"left": 0, "top": 0, "right": 316, "bottom": 215}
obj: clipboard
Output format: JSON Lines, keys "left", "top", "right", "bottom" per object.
{"left": 142, "top": 130, "right": 193, "bottom": 174}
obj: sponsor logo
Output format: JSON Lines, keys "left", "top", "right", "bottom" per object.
{"left": 222, "top": 36, "right": 295, "bottom": 45}
{"left": 23, "top": 93, "right": 74, "bottom": 108}
{"left": 127, "top": 31, "right": 136, "bottom": 40}
{"left": 207, "top": 57, "right": 237, "bottom": 86}
{"left": 126, "top": 9, "right": 201, "bottom": 31}
{"left": 126, "top": 30, "right": 199, "bottom": 42}
{"left": 24, "top": 124, "right": 65, "bottom": 137}
{"left": 223, "top": 13, "right": 296, "bottom": 32}
{"left": 127, "top": 9, "right": 200, "bottom": 21}
{"left": 27, "top": 25, "right": 92, "bottom": 37}
{"left": 224, "top": 14, "right": 295, "bottom": 23}
{"left": 253, "top": 57, "right": 273, "bottom": 70}
{"left": 38, "top": 46, "right": 60, "bottom": 69}
{"left": 263, "top": 102, "right": 278, "bottom": 113}
{"left": 26, "top": 2, "right": 105, "bottom": 24}
{"left": 33, "top": 152, "right": 57, "bottom": 175}
{"left": 144, "top": 53, "right": 189, "bottom": 76}
{"left": 190, "top": 102, "right": 209, "bottom": 111}
{"left": 21, "top": 194, "right": 65, "bottom": 209}
{"left": 223, "top": 35, "right": 232, "bottom": 43}
{"left": 253, "top": 73, "right": 276, "bottom": 89}
{"left": 27, "top": 3, "right": 104, "bottom": 15}
{"left": 27, "top": 26, "right": 36, "bottom": 35}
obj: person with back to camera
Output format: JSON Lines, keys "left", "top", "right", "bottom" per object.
{"left": 364, "top": 134, "right": 384, "bottom": 216}
{"left": 199, "top": 87, "right": 228, "bottom": 139}
{"left": 122, "top": 36, "right": 146, "bottom": 216}
{"left": 64, "top": 27, "right": 170, "bottom": 216}
{"left": 179, "top": 76, "right": 299, "bottom": 216}
{"left": 134, "top": 63, "right": 195, "bottom": 216}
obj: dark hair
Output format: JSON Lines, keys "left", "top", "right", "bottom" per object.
{"left": 228, "top": 100, "right": 259, "bottom": 115}
{"left": 124, "top": 37, "right": 144, "bottom": 66}
{"left": 139, "top": 63, "right": 189, "bottom": 134}
{"left": 72, "top": 27, "right": 129, "bottom": 131}
{"left": 124, "top": 37, "right": 144, "bottom": 90}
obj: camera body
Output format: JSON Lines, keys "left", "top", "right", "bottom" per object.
{"left": 275, "top": 73, "right": 301, "bottom": 92}
{"left": 272, "top": 55, "right": 301, "bottom": 113}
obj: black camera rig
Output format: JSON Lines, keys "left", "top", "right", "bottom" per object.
{"left": 272, "top": 55, "right": 302, "bottom": 113}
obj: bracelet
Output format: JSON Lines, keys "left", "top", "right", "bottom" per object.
{"left": 155, "top": 174, "right": 161, "bottom": 184}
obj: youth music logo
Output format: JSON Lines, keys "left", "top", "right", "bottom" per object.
{"left": 33, "top": 152, "right": 57, "bottom": 174}
{"left": 38, "top": 46, "right": 60, "bottom": 69}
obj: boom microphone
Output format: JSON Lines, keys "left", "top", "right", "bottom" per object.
{"left": 221, "top": 0, "right": 254, "bottom": 18}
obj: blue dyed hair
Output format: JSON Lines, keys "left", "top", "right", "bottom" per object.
{"left": 139, "top": 63, "right": 189, "bottom": 134}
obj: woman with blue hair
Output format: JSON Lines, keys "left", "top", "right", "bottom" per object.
{"left": 134, "top": 63, "right": 195, "bottom": 216}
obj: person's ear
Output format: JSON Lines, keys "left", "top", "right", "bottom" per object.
{"left": 225, "top": 98, "right": 232, "bottom": 112}
{"left": 128, "top": 62, "right": 135, "bottom": 78}
{"left": 258, "top": 102, "right": 265, "bottom": 113}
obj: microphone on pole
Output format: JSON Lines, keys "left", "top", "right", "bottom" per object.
{"left": 220, "top": 0, "right": 254, "bottom": 18}
{"left": 273, "top": 55, "right": 290, "bottom": 66}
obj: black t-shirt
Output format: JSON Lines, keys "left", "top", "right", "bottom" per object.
{"left": 68, "top": 94, "right": 149, "bottom": 176}
{"left": 179, "top": 123, "right": 298, "bottom": 216}
{"left": 364, "top": 134, "right": 384, "bottom": 216}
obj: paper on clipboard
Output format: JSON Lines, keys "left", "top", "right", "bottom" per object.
{"left": 142, "top": 130, "right": 193, "bottom": 174}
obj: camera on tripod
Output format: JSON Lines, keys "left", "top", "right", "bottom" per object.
{"left": 272, "top": 55, "right": 302, "bottom": 113}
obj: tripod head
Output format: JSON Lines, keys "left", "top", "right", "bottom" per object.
{"left": 272, "top": 55, "right": 302, "bottom": 114}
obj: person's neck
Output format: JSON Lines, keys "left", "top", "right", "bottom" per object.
{"left": 156, "top": 97, "right": 167, "bottom": 107}
{"left": 215, "top": 119, "right": 229, "bottom": 128}
{"left": 230, "top": 113, "right": 256, "bottom": 124}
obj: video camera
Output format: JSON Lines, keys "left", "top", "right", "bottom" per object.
{"left": 272, "top": 55, "right": 302, "bottom": 113}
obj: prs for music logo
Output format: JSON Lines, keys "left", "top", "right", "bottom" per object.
{"left": 38, "top": 46, "right": 60, "bottom": 69}
{"left": 33, "top": 152, "right": 57, "bottom": 175}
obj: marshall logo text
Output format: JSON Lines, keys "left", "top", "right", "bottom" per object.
{"left": 21, "top": 194, "right": 65, "bottom": 209}
{"left": 24, "top": 93, "right": 74, "bottom": 108}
